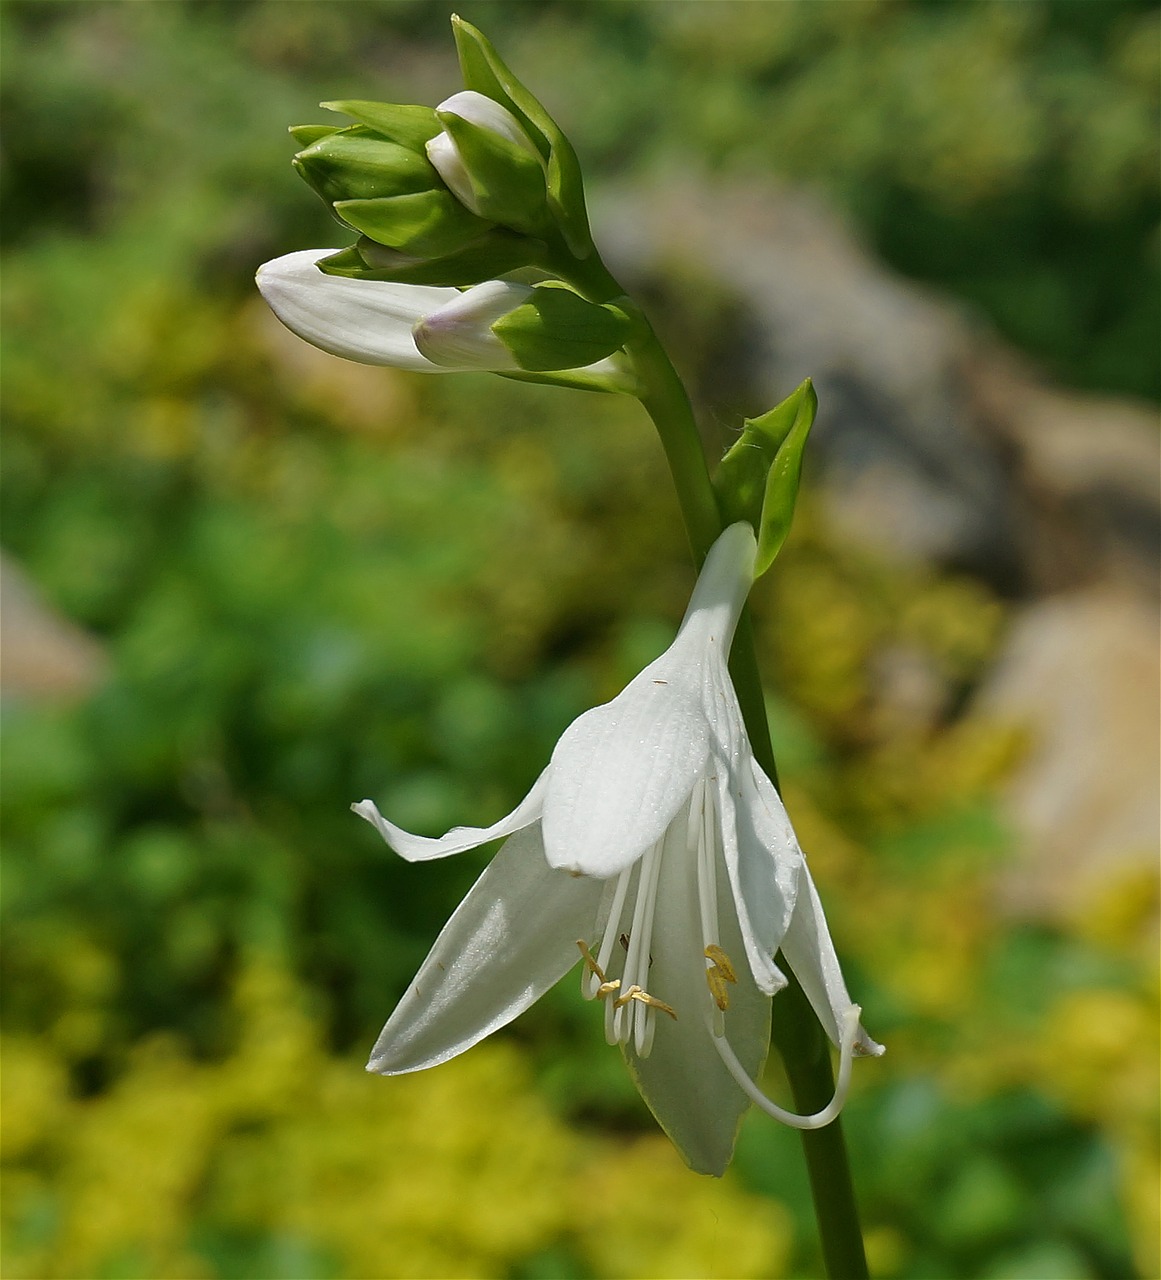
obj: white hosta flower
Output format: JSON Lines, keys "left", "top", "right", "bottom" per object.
{"left": 355, "top": 523, "right": 883, "bottom": 1175}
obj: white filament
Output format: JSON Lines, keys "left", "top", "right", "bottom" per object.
{"left": 709, "top": 1003, "right": 862, "bottom": 1131}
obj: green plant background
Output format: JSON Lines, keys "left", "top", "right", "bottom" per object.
{"left": 2, "top": 3, "right": 1157, "bottom": 1278}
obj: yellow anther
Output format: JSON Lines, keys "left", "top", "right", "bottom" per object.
{"left": 596, "top": 979, "right": 621, "bottom": 999}
{"left": 704, "top": 945, "right": 738, "bottom": 1012}
{"left": 705, "top": 945, "right": 737, "bottom": 981}
{"left": 614, "top": 984, "right": 678, "bottom": 1020}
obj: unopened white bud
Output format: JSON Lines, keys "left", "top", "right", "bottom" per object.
{"left": 426, "top": 91, "right": 545, "bottom": 223}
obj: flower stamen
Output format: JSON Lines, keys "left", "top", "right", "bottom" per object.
{"left": 613, "top": 984, "right": 677, "bottom": 1020}
{"left": 618, "top": 836, "right": 664, "bottom": 1054}
{"left": 704, "top": 943, "right": 738, "bottom": 1011}
{"left": 710, "top": 1003, "right": 865, "bottom": 1130}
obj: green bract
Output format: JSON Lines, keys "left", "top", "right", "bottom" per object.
{"left": 320, "top": 100, "right": 442, "bottom": 151}
{"left": 492, "top": 283, "right": 630, "bottom": 372}
{"left": 332, "top": 189, "right": 490, "bottom": 259}
{"left": 317, "top": 231, "right": 538, "bottom": 288}
{"left": 713, "top": 380, "right": 817, "bottom": 577}
{"left": 435, "top": 106, "right": 549, "bottom": 234}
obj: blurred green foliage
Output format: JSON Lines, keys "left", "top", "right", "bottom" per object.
{"left": 2, "top": 2, "right": 1158, "bottom": 1278}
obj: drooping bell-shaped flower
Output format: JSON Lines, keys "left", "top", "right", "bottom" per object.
{"left": 354, "top": 523, "right": 883, "bottom": 1175}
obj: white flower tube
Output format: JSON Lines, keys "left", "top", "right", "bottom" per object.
{"left": 354, "top": 522, "right": 883, "bottom": 1176}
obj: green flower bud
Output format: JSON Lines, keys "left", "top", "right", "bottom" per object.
{"left": 491, "top": 282, "right": 630, "bottom": 372}
{"left": 713, "top": 380, "right": 817, "bottom": 577}
{"left": 289, "top": 124, "right": 341, "bottom": 147}
{"left": 331, "top": 188, "right": 492, "bottom": 259}
{"left": 426, "top": 91, "right": 550, "bottom": 234}
{"left": 451, "top": 15, "right": 594, "bottom": 258}
{"left": 293, "top": 126, "right": 436, "bottom": 205}
{"left": 319, "top": 100, "right": 442, "bottom": 151}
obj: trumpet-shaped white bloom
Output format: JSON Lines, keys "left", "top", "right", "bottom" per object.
{"left": 355, "top": 523, "right": 883, "bottom": 1174}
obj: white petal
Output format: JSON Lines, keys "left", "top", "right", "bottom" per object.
{"left": 622, "top": 809, "right": 771, "bottom": 1175}
{"left": 424, "top": 131, "right": 477, "bottom": 214}
{"left": 540, "top": 663, "right": 711, "bottom": 877}
{"left": 353, "top": 767, "right": 549, "bottom": 862}
{"left": 367, "top": 822, "right": 604, "bottom": 1073}
{"left": 413, "top": 279, "right": 530, "bottom": 370}
{"left": 714, "top": 748, "right": 795, "bottom": 996}
{"left": 256, "top": 249, "right": 459, "bottom": 370}
{"left": 779, "top": 863, "right": 884, "bottom": 1057}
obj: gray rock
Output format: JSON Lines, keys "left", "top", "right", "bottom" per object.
{"left": 594, "top": 173, "right": 1159, "bottom": 594}
{"left": 974, "top": 587, "right": 1160, "bottom": 918}
{"left": 1, "top": 555, "right": 107, "bottom": 702}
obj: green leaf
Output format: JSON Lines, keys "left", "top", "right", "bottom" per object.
{"left": 492, "top": 282, "right": 629, "bottom": 371}
{"left": 320, "top": 100, "right": 441, "bottom": 151}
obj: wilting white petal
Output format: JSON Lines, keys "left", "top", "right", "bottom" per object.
{"left": 368, "top": 822, "right": 603, "bottom": 1073}
{"left": 541, "top": 667, "right": 712, "bottom": 878}
{"left": 353, "top": 767, "right": 549, "bottom": 862}
{"left": 256, "top": 249, "right": 458, "bottom": 370}
{"left": 622, "top": 808, "right": 770, "bottom": 1176}
{"left": 780, "top": 863, "right": 885, "bottom": 1058}
{"left": 413, "top": 279, "right": 530, "bottom": 370}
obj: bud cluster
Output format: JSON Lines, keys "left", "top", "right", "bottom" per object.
{"left": 257, "top": 15, "right": 634, "bottom": 383}
{"left": 290, "top": 16, "right": 592, "bottom": 289}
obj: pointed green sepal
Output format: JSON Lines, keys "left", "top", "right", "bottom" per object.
{"left": 314, "top": 245, "right": 371, "bottom": 276}
{"left": 293, "top": 128, "right": 436, "bottom": 204}
{"left": 333, "top": 189, "right": 492, "bottom": 258}
{"left": 320, "top": 100, "right": 441, "bottom": 151}
{"left": 491, "top": 282, "right": 630, "bottom": 371}
{"left": 436, "top": 109, "right": 549, "bottom": 233}
{"left": 289, "top": 124, "right": 341, "bottom": 147}
{"left": 499, "top": 358, "right": 637, "bottom": 396}
{"left": 714, "top": 379, "right": 817, "bottom": 576}
{"left": 450, "top": 15, "right": 594, "bottom": 258}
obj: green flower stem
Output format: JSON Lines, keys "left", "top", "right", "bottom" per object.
{"left": 622, "top": 310, "right": 870, "bottom": 1280}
